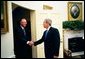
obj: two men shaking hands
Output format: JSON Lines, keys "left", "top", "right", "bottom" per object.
{"left": 14, "top": 18, "right": 60, "bottom": 58}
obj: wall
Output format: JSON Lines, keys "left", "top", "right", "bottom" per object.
{"left": 1, "top": 1, "right": 14, "bottom": 58}
{"left": 33, "top": 1, "right": 67, "bottom": 58}
{"left": 62, "top": 1, "right": 84, "bottom": 21}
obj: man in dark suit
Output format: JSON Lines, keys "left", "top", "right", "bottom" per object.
{"left": 14, "top": 18, "right": 32, "bottom": 58}
{"left": 29, "top": 19, "right": 60, "bottom": 58}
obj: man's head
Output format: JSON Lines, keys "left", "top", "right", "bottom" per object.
{"left": 20, "top": 18, "right": 27, "bottom": 28}
{"left": 43, "top": 19, "right": 52, "bottom": 29}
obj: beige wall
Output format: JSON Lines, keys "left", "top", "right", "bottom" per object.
{"left": 1, "top": 1, "right": 14, "bottom": 58}
{"left": 1, "top": 1, "right": 84, "bottom": 58}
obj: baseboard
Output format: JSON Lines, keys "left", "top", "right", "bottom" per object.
{"left": 8, "top": 55, "right": 15, "bottom": 58}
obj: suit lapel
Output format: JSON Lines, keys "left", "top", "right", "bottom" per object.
{"left": 19, "top": 26, "right": 25, "bottom": 36}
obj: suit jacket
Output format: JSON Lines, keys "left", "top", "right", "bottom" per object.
{"left": 34, "top": 27, "right": 60, "bottom": 58}
{"left": 14, "top": 25, "right": 32, "bottom": 58}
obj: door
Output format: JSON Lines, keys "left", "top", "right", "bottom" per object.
{"left": 12, "top": 3, "right": 32, "bottom": 58}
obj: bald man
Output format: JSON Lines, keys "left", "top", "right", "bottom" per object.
{"left": 14, "top": 18, "right": 32, "bottom": 58}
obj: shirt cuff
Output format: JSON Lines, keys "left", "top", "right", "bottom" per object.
{"left": 27, "top": 41, "right": 30, "bottom": 44}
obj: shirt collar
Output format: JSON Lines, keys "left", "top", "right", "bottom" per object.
{"left": 20, "top": 25, "right": 24, "bottom": 29}
{"left": 46, "top": 26, "right": 51, "bottom": 31}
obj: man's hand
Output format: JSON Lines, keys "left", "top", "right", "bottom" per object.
{"left": 27, "top": 41, "right": 34, "bottom": 46}
{"left": 29, "top": 41, "right": 34, "bottom": 46}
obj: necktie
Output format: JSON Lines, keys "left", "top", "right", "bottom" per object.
{"left": 45, "top": 30, "right": 48, "bottom": 39}
{"left": 22, "top": 28, "right": 27, "bottom": 41}
{"left": 23, "top": 28, "right": 26, "bottom": 36}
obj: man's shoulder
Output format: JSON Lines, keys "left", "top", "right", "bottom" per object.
{"left": 50, "top": 27, "right": 59, "bottom": 35}
{"left": 50, "top": 27, "right": 58, "bottom": 31}
{"left": 14, "top": 25, "right": 22, "bottom": 31}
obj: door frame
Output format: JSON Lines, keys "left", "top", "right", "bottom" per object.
{"left": 12, "top": 2, "right": 37, "bottom": 58}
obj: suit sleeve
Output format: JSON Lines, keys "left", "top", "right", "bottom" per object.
{"left": 34, "top": 31, "right": 45, "bottom": 46}
{"left": 53, "top": 29, "right": 60, "bottom": 56}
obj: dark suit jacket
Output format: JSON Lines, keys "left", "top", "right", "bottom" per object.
{"left": 14, "top": 25, "right": 32, "bottom": 58}
{"left": 34, "top": 27, "right": 60, "bottom": 58}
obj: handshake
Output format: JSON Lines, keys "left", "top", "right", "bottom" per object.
{"left": 27, "top": 41, "right": 34, "bottom": 46}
